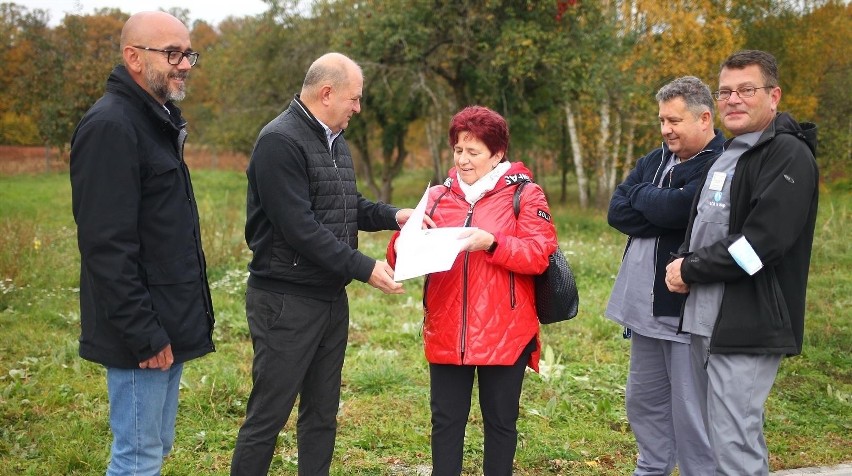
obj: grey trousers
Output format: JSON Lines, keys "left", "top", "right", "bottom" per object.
{"left": 690, "top": 335, "right": 783, "bottom": 476}
{"left": 626, "top": 332, "right": 714, "bottom": 476}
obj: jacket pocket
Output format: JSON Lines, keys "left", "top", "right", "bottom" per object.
{"left": 148, "top": 156, "right": 179, "bottom": 175}
{"left": 143, "top": 253, "right": 210, "bottom": 352}
{"left": 509, "top": 272, "right": 517, "bottom": 309}
{"left": 142, "top": 153, "right": 185, "bottom": 201}
{"left": 143, "top": 252, "right": 200, "bottom": 285}
{"left": 758, "top": 268, "right": 790, "bottom": 329}
{"left": 270, "top": 234, "right": 301, "bottom": 270}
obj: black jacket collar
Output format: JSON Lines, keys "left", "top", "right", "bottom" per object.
{"left": 105, "top": 65, "right": 186, "bottom": 131}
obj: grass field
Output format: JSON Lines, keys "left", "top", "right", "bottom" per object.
{"left": 0, "top": 169, "right": 849, "bottom": 475}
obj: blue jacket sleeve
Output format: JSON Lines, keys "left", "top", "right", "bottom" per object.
{"left": 628, "top": 164, "right": 708, "bottom": 230}
{"left": 356, "top": 193, "right": 400, "bottom": 232}
{"left": 608, "top": 150, "right": 669, "bottom": 237}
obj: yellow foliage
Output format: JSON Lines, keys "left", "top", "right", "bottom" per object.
{"left": 784, "top": 95, "right": 819, "bottom": 120}
{"left": 620, "top": 0, "right": 739, "bottom": 87}
{"left": 781, "top": 2, "right": 851, "bottom": 121}
{"left": 0, "top": 112, "right": 41, "bottom": 145}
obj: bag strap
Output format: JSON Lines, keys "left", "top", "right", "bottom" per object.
{"left": 513, "top": 180, "right": 532, "bottom": 219}
{"left": 429, "top": 178, "right": 453, "bottom": 217}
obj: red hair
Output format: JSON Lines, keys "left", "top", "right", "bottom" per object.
{"left": 448, "top": 106, "right": 509, "bottom": 158}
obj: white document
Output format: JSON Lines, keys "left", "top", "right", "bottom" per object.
{"left": 393, "top": 186, "right": 472, "bottom": 281}
{"left": 728, "top": 235, "right": 764, "bottom": 275}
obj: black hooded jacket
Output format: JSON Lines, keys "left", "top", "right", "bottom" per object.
{"left": 70, "top": 65, "right": 215, "bottom": 368}
{"left": 678, "top": 112, "right": 819, "bottom": 355}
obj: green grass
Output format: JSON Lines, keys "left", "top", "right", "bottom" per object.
{"left": 0, "top": 170, "right": 849, "bottom": 475}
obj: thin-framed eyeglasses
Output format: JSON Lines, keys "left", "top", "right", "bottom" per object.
{"left": 713, "top": 86, "right": 773, "bottom": 101}
{"left": 132, "top": 46, "right": 199, "bottom": 66}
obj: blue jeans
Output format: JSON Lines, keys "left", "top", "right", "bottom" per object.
{"left": 106, "top": 364, "right": 184, "bottom": 476}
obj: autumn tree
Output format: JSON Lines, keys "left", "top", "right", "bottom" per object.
{"left": 0, "top": 0, "right": 847, "bottom": 185}
{"left": 201, "top": 3, "right": 327, "bottom": 154}
{"left": 177, "top": 19, "right": 219, "bottom": 152}
{"left": 721, "top": 0, "right": 850, "bottom": 178}
{"left": 37, "top": 10, "right": 125, "bottom": 151}
{"left": 802, "top": 1, "right": 852, "bottom": 178}
{"left": 0, "top": 3, "right": 47, "bottom": 145}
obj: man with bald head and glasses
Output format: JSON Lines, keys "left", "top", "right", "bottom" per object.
{"left": 666, "top": 50, "right": 819, "bottom": 475}
{"left": 70, "top": 11, "right": 214, "bottom": 475}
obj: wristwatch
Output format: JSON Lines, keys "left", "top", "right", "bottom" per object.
{"left": 487, "top": 239, "right": 498, "bottom": 254}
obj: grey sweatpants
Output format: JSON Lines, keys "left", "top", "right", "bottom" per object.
{"left": 691, "top": 335, "right": 783, "bottom": 476}
{"left": 626, "top": 332, "right": 714, "bottom": 476}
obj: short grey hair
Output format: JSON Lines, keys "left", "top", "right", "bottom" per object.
{"left": 655, "top": 76, "right": 714, "bottom": 119}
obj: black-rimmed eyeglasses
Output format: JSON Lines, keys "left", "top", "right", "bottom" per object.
{"left": 713, "top": 86, "right": 773, "bottom": 101}
{"left": 132, "top": 46, "right": 199, "bottom": 66}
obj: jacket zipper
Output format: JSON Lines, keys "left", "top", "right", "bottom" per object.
{"left": 178, "top": 128, "right": 215, "bottom": 345}
{"left": 329, "top": 138, "right": 350, "bottom": 244}
{"left": 706, "top": 317, "right": 722, "bottom": 369}
{"left": 510, "top": 273, "right": 516, "bottom": 308}
{"left": 422, "top": 275, "right": 431, "bottom": 336}
{"left": 704, "top": 347, "right": 711, "bottom": 369}
{"left": 459, "top": 204, "right": 475, "bottom": 362}
{"left": 646, "top": 154, "right": 675, "bottom": 316}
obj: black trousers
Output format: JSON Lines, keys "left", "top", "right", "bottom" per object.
{"left": 231, "top": 286, "right": 348, "bottom": 476}
{"left": 429, "top": 338, "right": 535, "bottom": 476}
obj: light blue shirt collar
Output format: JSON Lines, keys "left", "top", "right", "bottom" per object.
{"left": 316, "top": 119, "right": 342, "bottom": 150}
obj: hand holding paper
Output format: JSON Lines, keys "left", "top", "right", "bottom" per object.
{"left": 455, "top": 228, "right": 497, "bottom": 253}
{"left": 395, "top": 207, "right": 436, "bottom": 230}
{"left": 368, "top": 260, "right": 404, "bottom": 294}
{"left": 393, "top": 186, "right": 472, "bottom": 281}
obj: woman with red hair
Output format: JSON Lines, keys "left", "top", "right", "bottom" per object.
{"left": 387, "top": 105, "right": 558, "bottom": 475}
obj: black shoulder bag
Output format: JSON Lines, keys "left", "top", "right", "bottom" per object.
{"left": 514, "top": 181, "right": 579, "bottom": 324}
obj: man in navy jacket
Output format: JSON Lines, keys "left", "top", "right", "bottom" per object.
{"left": 70, "top": 11, "right": 214, "bottom": 475}
{"left": 607, "top": 76, "right": 725, "bottom": 476}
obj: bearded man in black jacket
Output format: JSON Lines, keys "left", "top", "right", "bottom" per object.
{"left": 70, "top": 11, "right": 214, "bottom": 476}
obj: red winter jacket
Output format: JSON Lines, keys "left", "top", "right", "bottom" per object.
{"left": 387, "top": 162, "right": 557, "bottom": 371}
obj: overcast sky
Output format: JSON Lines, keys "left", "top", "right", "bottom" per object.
{"left": 16, "top": 0, "right": 272, "bottom": 26}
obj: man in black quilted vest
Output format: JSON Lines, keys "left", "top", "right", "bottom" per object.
{"left": 231, "top": 52, "right": 419, "bottom": 475}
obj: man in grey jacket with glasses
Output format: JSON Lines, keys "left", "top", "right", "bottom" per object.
{"left": 666, "top": 50, "right": 818, "bottom": 475}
